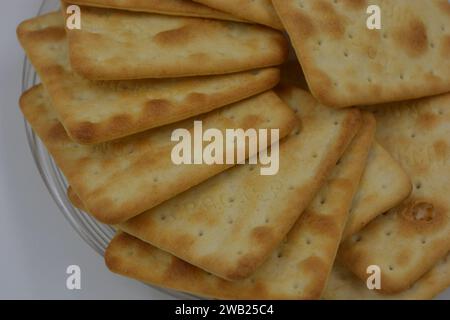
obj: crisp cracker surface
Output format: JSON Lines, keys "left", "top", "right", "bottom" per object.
{"left": 105, "top": 101, "right": 365, "bottom": 299}
{"left": 323, "top": 253, "right": 450, "bottom": 300}
{"left": 193, "top": 0, "right": 283, "bottom": 29}
{"left": 273, "top": 0, "right": 450, "bottom": 107}
{"left": 68, "top": 0, "right": 244, "bottom": 21}
{"left": 20, "top": 85, "right": 296, "bottom": 224}
{"left": 64, "top": 4, "right": 288, "bottom": 80}
{"left": 338, "top": 93, "right": 450, "bottom": 293}
{"left": 343, "top": 142, "right": 411, "bottom": 239}
{"left": 119, "top": 86, "right": 361, "bottom": 281}
{"left": 17, "top": 12, "right": 280, "bottom": 144}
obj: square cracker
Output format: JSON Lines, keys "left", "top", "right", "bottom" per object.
{"left": 193, "top": 0, "right": 283, "bottom": 29}
{"left": 17, "top": 12, "right": 280, "bottom": 144}
{"left": 343, "top": 142, "right": 411, "bottom": 239}
{"left": 63, "top": 4, "right": 288, "bottom": 80}
{"left": 278, "top": 61, "right": 411, "bottom": 240}
{"left": 20, "top": 85, "right": 296, "bottom": 224}
{"left": 68, "top": 0, "right": 244, "bottom": 21}
{"left": 106, "top": 235, "right": 449, "bottom": 300}
{"left": 338, "top": 93, "right": 450, "bottom": 293}
{"left": 272, "top": 0, "right": 450, "bottom": 107}
{"left": 117, "top": 86, "right": 361, "bottom": 281}
{"left": 67, "top": 140, "right": 404, "bottom": 244}
{"left": 104, "top": 108, "right": 367, "bottom": 298}
{"left": 77, "top": 101, "right": 370, "bottom": 298}
{"left": 323, "top": 253, "right": 450, "bottom": 300}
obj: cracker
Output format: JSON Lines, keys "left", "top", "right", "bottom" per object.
{"left": 338, "top": 93, "right": 450, "bottom": 293}
{"left": 272, "top": 0, "right": 450, "bottom": 107}
{"left": 68, "top": 0, "right": 244, "bottom": 21}
{"left": 20, "top": 85, "right": 296, "bottom": 224}
{"left": 192, "top": 0, "right": 282, "bottom": 29}
{"left": 343, "top": 142, "right": 411, "bottom": 239}
{"left": 17, "top": 12, "right": 280, "bottom": 144}
{"left": 116, "top": 86, "right": 360, "bottom": 281}
{"left": 323, "top": 253, "right": 450, "bottom": 300}
{"left": 105, "top": 104, "right": 363, "bottom": 297}
{"left": 63, "top": 4, "right": 288, "bottom": 80}
{"left": 78, "top": 110, "right": 370, "bottom": 298}
{"left": 69, "top": 139, "right": 406, "bottom": 246}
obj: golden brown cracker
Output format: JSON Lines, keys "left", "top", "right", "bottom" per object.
{"left": 17, "top": 12, "right": 280, "bottom": 144}
{"left": 63, "top": 4, "right": 288, "bottom": 80}
{"left": 343, "top": 142, "right": 411, "bottom": 239}
{"left": 105, "top": 113, "right": 369, "bottom": 298}
{"left": 68, "top": 0, "right": 244, "bottom": 21}
{"left": 324, "top": 253, "right": 450, "bottom": 300}
{"left": 273, "top": 0, "right": 450, "bottom": 107}
{"left": 118, "top": 86, "right": 361, "bottom": 280}
{"left": 193, "top": 0, "right": 282, "bottom": 29}
{"left": 20, "top": 85, "right": 296, "bottom": 224}
{"left": 339, "top": 93, "right": 450, "bottom": 293}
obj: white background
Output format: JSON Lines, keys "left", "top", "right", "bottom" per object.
{"left": 0, "top": 1, "right": 448, "bottom": 300}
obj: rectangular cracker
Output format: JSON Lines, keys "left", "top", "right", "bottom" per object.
{"left": 116, "top": 86, "right": 361, "bottom": 281}
{"left": 20, "top": 85, "right": 296, "bottom": 224}
{"left": 75, "top": 106, "right": 371, "bottom": 299}
{"left": 343, "top": 142, "right": 411, "bottom": 239}
{"left": 323, "top": 253, "right": 450, "bottom": 300}
{"left": 68, "top": 0, "right": 244, "bottom": 21}
{"left": 68, "top": 141, "right": 406, "bottom": 245}
{"left": 104, "top": 108, "right": 366, "bottom": 298}
{"left": 338, "top": 93, "right": 450, "bottom": 293}
{"left": 63, "top": 3, "right": 288, "bottom": 80}
{"left": 193, "top": 0, "right": 282, "bottom": 29}
{"left": 17, "top": 12, "right": 280, "bottom": 144}
{"left": 278, "top": 59, "right": 412, "bottom": 239}
{"left": 272, "top": 0, "right": 450, "bottom": 107}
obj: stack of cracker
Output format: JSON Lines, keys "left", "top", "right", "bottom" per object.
{"left": 17, "top": 0, "right": 450, "bottom": 299}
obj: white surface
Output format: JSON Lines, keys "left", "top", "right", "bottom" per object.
{"left": 0, "top": 1, "right": 448, "bottom": 300}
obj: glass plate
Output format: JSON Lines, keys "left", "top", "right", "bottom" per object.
{"left": 23, "top": 1, "right": 449, "bottom": 301}
{"left": 22, "top": 0, "right": 195, "bottom": 300}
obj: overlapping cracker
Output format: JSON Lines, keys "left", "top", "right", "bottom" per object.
{"left": 339, "top": 93, "right": 450, "bottom": 293}
{"left": 104, "top": 112, "right": 369, "bottom": 298}
{"left": 68, "top": 142, "right": 407, "bottom": 243}
{"left": 20, "top": 85, "right": 296, "bottom": 224}
{"left": 343, "top": 142, "right": 411, "bottom": 239}
{"left": 272, "top": 0, "right": 450, "bottom": 107}
{"left": 63, "top": 4, "right": 288, "bottom": 80}
{"left": 17, "top": 12, "right": 280, "bottom": 144}
{"left": 68, "top": 0, "right": 243, "bottom": 21}
{"left": 193, "top": 0, "right": 282, "bottom": 29}
{"left": 117, "top": 86, "right": 361, "bottom": 281}
{"left": 74, "top": 90, "right": 365, "bottom": 297}
{"left": 323, "top": 253, "right": 450, "bottom": 300}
